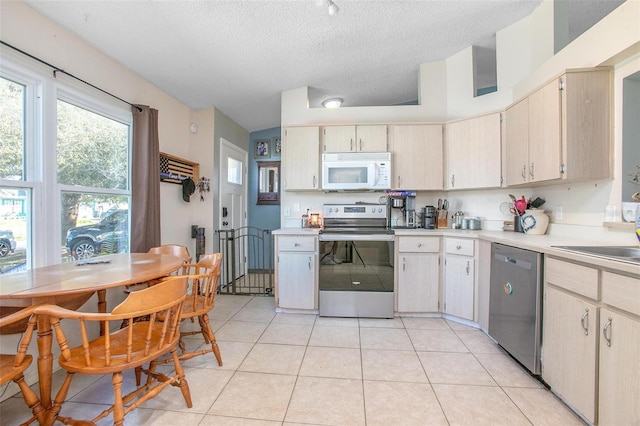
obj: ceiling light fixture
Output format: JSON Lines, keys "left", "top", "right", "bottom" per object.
{"left": 322, "top": 98, "right": 343, "bottom": 108}
{"left": 327, "top": 0, "right": 339, "bottom": 16}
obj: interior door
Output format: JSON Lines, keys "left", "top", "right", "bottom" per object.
{"left": 220, "top": 139, "right": 248, "bottom": 284}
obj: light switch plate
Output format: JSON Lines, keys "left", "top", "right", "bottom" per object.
{"left": 293, "top": 203, "right": 300, "bottom": 213}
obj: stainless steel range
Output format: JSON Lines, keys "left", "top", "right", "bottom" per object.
{"left": 318, "top": 203, "right": 394, "bottom": 318}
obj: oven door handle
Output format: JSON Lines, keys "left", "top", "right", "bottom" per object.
{"left": 319, "top": 234, "right": 395, "bottom": 242}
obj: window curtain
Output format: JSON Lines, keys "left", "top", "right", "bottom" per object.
{"left": 131, "top": 105, "right": 161, "bottom": 252}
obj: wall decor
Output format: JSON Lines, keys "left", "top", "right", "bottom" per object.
{"left": 255, "top": 139, "right": 270, "bottom": 158}
{"left": 273, "top": 136, "right": 281, "bottom": 155}
{"left": 197, "top": 176, "right": 211, "bottom": 201}
{"left": 160, "top": 152, "right": 199, "bottom": 184}
{"left": 257, "top": 161, "right": 280, "bottom": 205}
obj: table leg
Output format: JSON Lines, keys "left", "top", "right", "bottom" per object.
{"left": 36, "top": 314, "right": 53, "bottom": 414}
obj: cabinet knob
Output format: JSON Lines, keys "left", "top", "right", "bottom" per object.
{"left": 294, "top": 243, "right": 300, "bottom": 247}
{"left": 417, "top": 243, "right": 423, "bottom": 247}
{"left": 456, "top": 245, "right": 462, "bottom": 250}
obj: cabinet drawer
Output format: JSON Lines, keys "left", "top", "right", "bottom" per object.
{"left": 398, "top": 236, "right": 440, "bottom": 252}
{"left": 602, "top": 272, "right": 640, "bottom": 316}
{"left": 545, "top": 257, "right": 598, "bottom": 300}
{"left": 277, "top": 236, "right": 316, "bottom": 252}
{"left": 445, "top": 238, "right": 474, "bottom": 256}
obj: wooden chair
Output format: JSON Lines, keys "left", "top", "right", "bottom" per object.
{"left": 35, "top": 277, "right": 192, "bottom": 426}
{"left": 123, "top": 244, "right": 192, "bottom": 295}
{"left": 155, "top": 253, "right": 223, "bottom": 367}
{"left": 147, "top": 244, "right": 192, "bottom": 275}
{"left": 0, "top": 304, "right": 48, "bottom": 425}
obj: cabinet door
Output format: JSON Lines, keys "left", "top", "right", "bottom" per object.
{"left": 528, "top": 78, "right": 562, "bottom": 182}
{"left": 542, "top": 286, "right": 597, "bottom": 424}
{"left": 504, "top": 98, "right": 529, "bottom": 186}
{"left": 444, "top": 256, "right": 474, "bottom": 320}
{"left": 563, "top": 69, "right": 612, "bottom": 181}
{"left": 445, "top": 119, "right": 471, "bottom": 189}
{"left": 598, "top": 308, "right": 640, "bottom": 426}
{"left": 390, "top": 125, "right": 443, "bottom": 190}
{"left": 322, "top": 126, "right": 356, "bottom": 152}
{"left": 277, "top": 252, "right": 316, "bottom": 310}
{"left": 446, "top": 114, "right": 502, "bottom": 190}
{"left": 283, "top": 127, "right": 320, "bottom": 190}
{"left": 356, "top": 125, "right": 387, "bottom": 152}
{"left": 468, "top": 113, "right": 502, "bottom": 188}
{"left": 397, "top": 253, "right": 439, "bottom": 312}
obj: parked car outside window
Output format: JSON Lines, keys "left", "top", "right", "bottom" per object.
{"left": 65, "top": 209, "right": 129, "bottom": 259}
{"left": 0, "top": 229, "right": 17, "bottom": 257}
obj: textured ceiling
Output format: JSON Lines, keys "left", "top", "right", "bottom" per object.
{"left": 22, "top": 0, "right": 621, "bottom": 132}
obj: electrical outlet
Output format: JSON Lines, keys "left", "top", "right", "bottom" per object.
{"left": 284, "top": 207, "right": 291, "bottom": 217}
{"left": 555, "top": 206, "right": 563, "bottom": 221}
{"left": 293, "top": 203, "right": 300, "bottom": 213}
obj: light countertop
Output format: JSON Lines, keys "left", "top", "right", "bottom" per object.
{"left": 273, "top": 227, "right": 640, "bottom": 275}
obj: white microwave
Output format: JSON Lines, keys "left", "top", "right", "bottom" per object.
{"left": 322, "top": 152, "right": 392, "bottom": 191}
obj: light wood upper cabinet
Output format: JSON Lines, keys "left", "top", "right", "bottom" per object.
{"left": 321, "top": 125, "right": 387, "bottom": 152}
{"left": 389, "top": 124, "right": 443, "bottom": 190}
{"left": 282, "top": 127, "right": 320, "bottom": 191}
{"left": 529, "top": 78, "right": 562, "bottom": 182}
{"left": 503, "top": 68, "right": 611, "bottom": 186}
{"left": 504, "top": 98, "right": 529, "bottom": 186}
{"left": 445, "top": 112, "right": 502, "bottom": 190}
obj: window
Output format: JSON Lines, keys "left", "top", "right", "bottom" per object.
{"left": 56, "top": 99, "right": 131, "bottom": 260}
{"left": 228, "top": 157, "right": 243, "bottom": 185}
{"left": 0, "top": 60, "right": 132, "bottom": 271}
{"left": 0, "top": 77, "right": 25, "bottom": 180}
{"left": 0, "top": 76, "right": 29, "bottom": 273}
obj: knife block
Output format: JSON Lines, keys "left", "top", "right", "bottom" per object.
{"left": 436, "top": 209, "right": 448, "bottom": 229}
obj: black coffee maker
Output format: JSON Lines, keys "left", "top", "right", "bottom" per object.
{"left": 423, "top": 205, "right": 436, "bottom": 229}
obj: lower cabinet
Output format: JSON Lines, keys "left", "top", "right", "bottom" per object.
{"left": 543, "top": 258, "right": 640, "bottom": 425}
{"left": 443, "top": 238, "right": 475, "bottom": 320}
{"left": 543, "top": 285, "right": 598, "bottom": 424}
{"left": 396, "top": 236, "right": 440, "bottom": 313}
{"left": 275, "top": 235, "right": 317, "bottom": 310}
{"left": 598, "top": 269, "right": 640, "bottom": 426}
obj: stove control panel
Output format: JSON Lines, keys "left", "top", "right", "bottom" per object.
{"left": 323, "top": 204, "right": 387, "bottom": 219}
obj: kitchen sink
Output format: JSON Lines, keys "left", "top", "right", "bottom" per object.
{"left": 553, "top": 246, "right": 640, "bottom": 264}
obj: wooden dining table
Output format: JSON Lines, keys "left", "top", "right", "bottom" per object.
{"left": 0, "top": 252, "right": 184, "bottom": 425}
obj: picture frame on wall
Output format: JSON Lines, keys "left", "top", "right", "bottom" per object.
{"left": 273, "top": 136, "right": 281, "bottom": 155}
{"left": 255, "top": 139, "right": 270, "bottom": 158}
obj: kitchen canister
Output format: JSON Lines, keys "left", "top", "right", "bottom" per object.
{"left": 520, "top": 209, "right": 549, "bottom": 235}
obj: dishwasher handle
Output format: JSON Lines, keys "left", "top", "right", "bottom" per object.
{"left": 493, "top": 253, "right": 533, "bottom": 271}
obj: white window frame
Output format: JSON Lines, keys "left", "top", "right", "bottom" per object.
{"left": 1, "top": 57, "right": 132, "bottom": 267}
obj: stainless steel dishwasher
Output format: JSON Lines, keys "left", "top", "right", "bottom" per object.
{"left": 488, "top": 243, "right": 542, "bottom": 375}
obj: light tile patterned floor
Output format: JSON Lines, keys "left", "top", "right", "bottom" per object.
{"left": 0, "top": 294, "right": 585, "bottom": 425}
